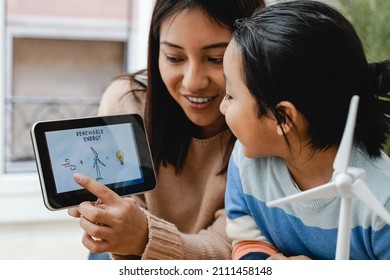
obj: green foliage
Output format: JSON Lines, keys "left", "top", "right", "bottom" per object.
{"left": 338, "top": 0, "right": 390, "bottom": 62}
{"left": 338, "top": 0, "right": 390, "bottom": 155}
{"left": 385, "top": 137, "right": 390, "bottom": 156}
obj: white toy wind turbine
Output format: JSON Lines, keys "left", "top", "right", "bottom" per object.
{"left": 267, "top": 95, "right": 390, "bottom": 260}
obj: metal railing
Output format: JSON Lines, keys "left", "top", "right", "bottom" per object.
{"left": 5, "top": 95, "right": 100, "bottom": 173}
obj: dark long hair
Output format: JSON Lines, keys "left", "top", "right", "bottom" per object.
{"left": 232, "top": 0, "right": 390, "bottom": 157}
{"left": 146, "top": 0, "right": 264, "bottom": 173}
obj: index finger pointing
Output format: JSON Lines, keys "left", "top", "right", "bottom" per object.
{"left": 73, "top": 172, "right": 121, "bottom": 206}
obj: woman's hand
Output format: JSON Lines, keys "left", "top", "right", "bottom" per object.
{"left": 67, "top": 173, "right": 149, "bottom": 256}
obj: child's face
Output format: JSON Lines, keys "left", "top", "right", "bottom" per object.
{"left": 220, "top": 41, "right": 280, "bottom": 158}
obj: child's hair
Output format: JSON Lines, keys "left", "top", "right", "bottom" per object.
{"left": 232, "top": 0, "right": 390, "bottom": 157}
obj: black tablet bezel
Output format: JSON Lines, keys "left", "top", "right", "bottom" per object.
{"left": 31, "top": 114, "right": 156, "bottom": 211}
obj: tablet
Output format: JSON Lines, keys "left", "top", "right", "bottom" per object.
{"left": 31, "top": 114, "right": 156, "bottom": 211}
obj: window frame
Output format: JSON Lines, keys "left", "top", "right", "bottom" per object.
{"left": 0, "top": 0, "right": 153, "bottom": 222}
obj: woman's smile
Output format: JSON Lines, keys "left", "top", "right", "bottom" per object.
{"left": 183, "top": 95, "right": 218, "bottom": 109}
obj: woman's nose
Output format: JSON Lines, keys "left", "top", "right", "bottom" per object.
{"left": 182, "top": 63, "right": 209, "bottom": 92}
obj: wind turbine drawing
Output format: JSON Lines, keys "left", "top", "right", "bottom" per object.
{"left": 267, "top": 95, "right": 390, "bottom": 260}
{"left": 91, "top": 147, "right": 106, "bottom": 181}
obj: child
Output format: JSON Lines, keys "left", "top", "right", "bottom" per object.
{"left": 220, "top": 0, "right": 390, "bottom": 260}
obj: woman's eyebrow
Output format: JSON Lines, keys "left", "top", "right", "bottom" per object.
{"left": 160, "top": 41, "right": 229, "bottom": 50}
{"left": 202, "top": 42, "right": 229, "bottom": 50}
{"left": 160, "top": 41, "right": 183, "bottom": 49}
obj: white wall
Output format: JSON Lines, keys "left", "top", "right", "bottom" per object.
{"left": 0, "top": 0, "right": 154, "bottom": 260}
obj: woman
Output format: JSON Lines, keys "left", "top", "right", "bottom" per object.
{"left": 68, "top": 0, "right": 265, "bottom": 260}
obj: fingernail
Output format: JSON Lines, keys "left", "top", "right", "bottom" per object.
{"left": 73, "top": 173, "right": 83, "bottom": 182}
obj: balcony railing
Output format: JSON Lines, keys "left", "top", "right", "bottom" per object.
{"left": 5, "top": 95, "right": 100, "bottom": 173}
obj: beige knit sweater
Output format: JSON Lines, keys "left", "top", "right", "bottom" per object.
{"left": 98, "top": 77, "right": 232, "bottom": 259}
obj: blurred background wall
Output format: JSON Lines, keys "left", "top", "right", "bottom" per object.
{"left": 0, "top": 0, "right": 155, "bottom": 259}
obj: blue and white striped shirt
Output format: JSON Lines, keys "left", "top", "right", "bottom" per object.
{"left": 226, "top": 141, "right": 390, "bottom": 260}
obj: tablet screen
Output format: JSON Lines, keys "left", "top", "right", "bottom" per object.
{"left": 46, "top": 122, "right": 143, "bottom": 193}
{"left": 31, "top": 114, "right": 156, "bottom": 210}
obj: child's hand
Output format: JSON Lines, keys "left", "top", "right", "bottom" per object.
{"left": 267, "top": 253, "right": 312, "bottom": 260}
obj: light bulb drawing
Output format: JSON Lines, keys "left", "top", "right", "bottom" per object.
{"left": 116, "top": 149, "right": 124, "bottom": 165}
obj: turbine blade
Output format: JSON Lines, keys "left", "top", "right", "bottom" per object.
{"left": 90, "top": 147, "right": 98, "bottom": 157}
{"left": 267, "top": 182, "right": 338, "bottom": 207}
{"left": 351, "top": 179, "right": 390, "bottom": 225}
{"left": 333, "top": 95, "right": 359, "bottom": 173}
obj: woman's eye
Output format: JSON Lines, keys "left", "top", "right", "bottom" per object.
{"left": 165, "top": 55, "right": 183, "bottom": 63}
{"left": 208, "top": 57, "right": 223, "bottom": 64}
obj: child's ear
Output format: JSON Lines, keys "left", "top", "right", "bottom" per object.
{"left": 275, "top": 101, "right": 298, "bottom": 136}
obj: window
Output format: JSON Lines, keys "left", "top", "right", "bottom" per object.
{"left": 0, "top": 0, "right": 154, "bottom": 222}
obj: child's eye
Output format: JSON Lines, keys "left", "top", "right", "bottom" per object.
{"left": 224, "top": 92, "right": 233, "bottom": 101}
{"left": 165, "top": 55, "right": 183, "bottom": 63}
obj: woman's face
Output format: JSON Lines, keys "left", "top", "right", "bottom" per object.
{"left": 158, "top": 8, "right": 231, "bottom": 138}
{"left": 220, "top": 41, "right": 281, "bottom": 158}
